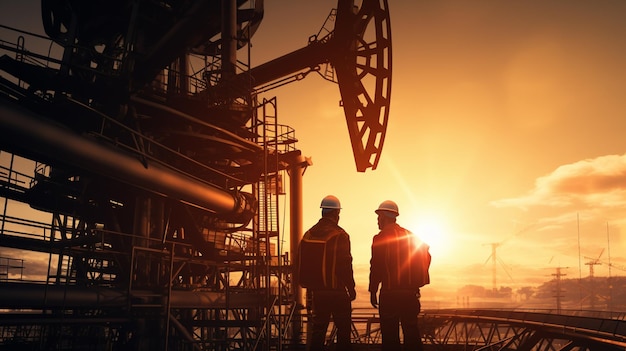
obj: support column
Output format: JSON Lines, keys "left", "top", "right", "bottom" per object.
{"left": 288, "top": 154, "right": 311, "bottom": 343}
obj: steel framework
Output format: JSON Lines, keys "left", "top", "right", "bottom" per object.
{"left": 420, "top": 309, "right": 626, "bottom": 351}
{"left": 0, "top": 0, "right": 391, "bottom": 350}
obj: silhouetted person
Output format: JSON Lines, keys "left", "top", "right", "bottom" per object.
{"left": 298, "top": 195, "right": 356, "bottom": 351}
{"left": 369, "top": 200, "right": 431, "bottom": 351}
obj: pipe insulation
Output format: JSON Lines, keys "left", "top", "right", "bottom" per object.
{"left": 0, "top": 100, "right": 248, "bottom": 215}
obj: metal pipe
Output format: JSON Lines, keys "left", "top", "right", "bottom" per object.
{"left": 221, "top": 0, "right": 237, "bottom": 78}
{"left": 0, "top": 282, "right": 263, "bottom": 309}
{"left": 0, "top": 282, "right": 127, "bottom": 308}
{"left": 289, "top": 154, "right": 310, "bottom": 344}
{"left": 289, "top": 154, "right": 306, "bottom": 308}
{"left": 0, "top": 101, "right": 244, "bottom": 215}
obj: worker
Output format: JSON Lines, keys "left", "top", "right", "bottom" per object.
{"left": 369, "top": 200, "right": 431, "bottom": 351}
{"left": 298, "top": 195, "right": 356, "bottom": 351}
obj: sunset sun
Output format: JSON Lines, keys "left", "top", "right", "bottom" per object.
{"left": 409, "top": 212, "right": 451, "bottom": 258}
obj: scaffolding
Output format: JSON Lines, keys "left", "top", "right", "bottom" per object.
{"left": 0, "top": 4, "right": 299, "bottom": 347}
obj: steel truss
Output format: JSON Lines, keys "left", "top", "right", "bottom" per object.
{"left": 420, "top": 309, "right": 626, "bottom": 351}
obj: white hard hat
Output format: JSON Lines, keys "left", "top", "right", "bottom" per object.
{"left": 375, "top": 200, "right": 399, "bottom": 217}
{"left": 320, "top": 195, "right": 341, "bottom": 209}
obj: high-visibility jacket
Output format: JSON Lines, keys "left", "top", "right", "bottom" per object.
{"left": 298, "top": 217, "right": 355, "bottom": 291}
{"left": 369, "top": 223, "right": 431, "bottom": 293}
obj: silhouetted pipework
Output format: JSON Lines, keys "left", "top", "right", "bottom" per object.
{"left": 0, "top": 0, "right": 393, "bottom": 349}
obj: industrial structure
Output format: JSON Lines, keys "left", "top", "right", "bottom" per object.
{"left": 0, "top": 0, "right": 391, "bottom": 349}
{"left": 3, "top": 1, "right": 626, "bottom": 351}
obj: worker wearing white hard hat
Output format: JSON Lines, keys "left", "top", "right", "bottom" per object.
{"left": 320, "top": 194, "right": 341, "bottom": 212}
{"left": 375, "top": 199, "right": 399, "bottom": 218}
{"left": 297, "top": 195, "right": 356, "bottom": 351}
{"left": 369, "top": 200, "right": 431, "bottom": 351}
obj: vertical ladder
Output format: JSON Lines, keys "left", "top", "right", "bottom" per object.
{"left": 253, "top": 96, "right": 300, "bottom": 350}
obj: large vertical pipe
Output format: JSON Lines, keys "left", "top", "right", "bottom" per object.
{"left": 289, "top": 154, "right": 308, "bottom": 343}
{"left": 221, "top": 0, "right": 238, "bottom": 78}
{"left": 289, "top": 155, "right": 306, "bottom": 307}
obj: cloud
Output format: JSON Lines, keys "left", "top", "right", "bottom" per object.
{"left": 492, "top": 154, "right": 626, "bottom": 210}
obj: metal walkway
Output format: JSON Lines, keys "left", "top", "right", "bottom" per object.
{"left": 418, "top": 309, "right": 626, "bottom": 351}
{"left": 313, "top": 308, "right": 626, "bottom": 350}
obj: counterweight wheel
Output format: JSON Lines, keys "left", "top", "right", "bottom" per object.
{"left": 335, "top": 0, "right": 392, "bottom": 172}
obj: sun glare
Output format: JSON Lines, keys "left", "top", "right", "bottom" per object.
{"left": 410, "top": 212, "right": 450, "bottom": 258}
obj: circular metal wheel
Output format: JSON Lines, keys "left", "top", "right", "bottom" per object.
{"left": 334, "top": 0, "right": 392, "bottom": 172}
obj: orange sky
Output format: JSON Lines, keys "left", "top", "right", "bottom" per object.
{"left": 249, "top": 0, "right": 626, "bottom": 301}
{"left": 3, "top": 1, "right": 626, "bottom": 305}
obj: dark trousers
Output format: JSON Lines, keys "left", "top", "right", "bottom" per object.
{"left": 379, "top": 290, "right": 423, "bottom": 351}
{"left": 306, "top": 290, "right": 352, "bottom": 351}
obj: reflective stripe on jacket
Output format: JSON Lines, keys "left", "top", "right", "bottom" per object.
{"left": 298, "top": 217, "right": 355, "bottom": 291}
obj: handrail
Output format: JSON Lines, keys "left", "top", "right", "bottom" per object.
{"left": 423, "top": 308, "right": 626, "bottom": 348}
